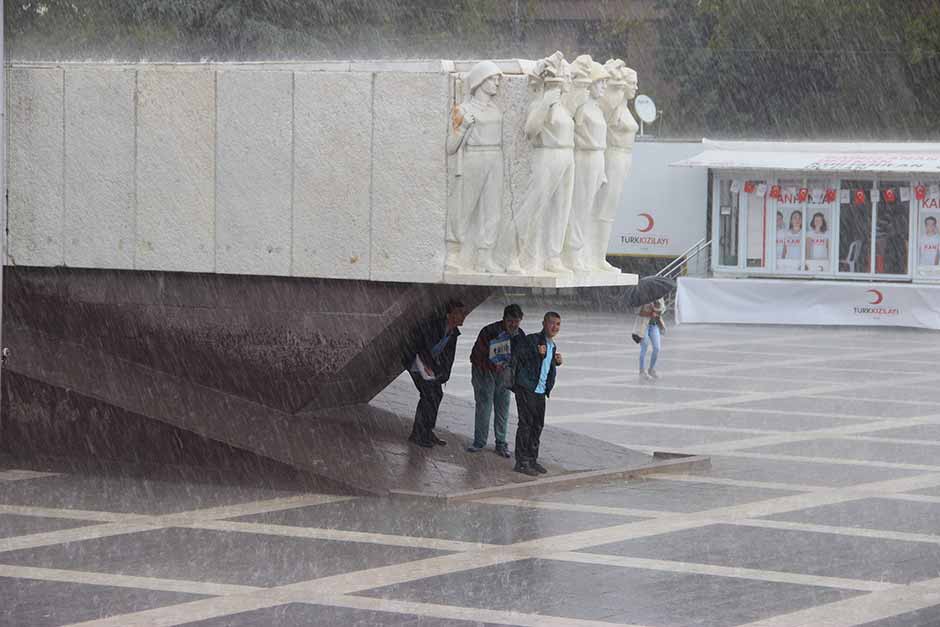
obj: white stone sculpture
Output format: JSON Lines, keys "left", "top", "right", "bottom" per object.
{"left": 445, "top": 60, "right": 504, "bottom": 273}
{"left": 562, "top": 54, "right": 593, "bottom": 117}
{"left": 508, "top": 51, "right": 577, "bottom": 275}
{"left": 563, "top": 61, "right": 611, "bottom": 272}
{"left": 590, "top": 60, "right": 639, "bottom": 272}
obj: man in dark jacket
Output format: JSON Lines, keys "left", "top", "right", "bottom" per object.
{"left": 405, "top": 300, "right": 467, "bottom": 448}
{"left": 466, "top": 304, "right": 525, "bottom": 457}
{"left": 510, "top": 311, "right": 562, "bottom": 476}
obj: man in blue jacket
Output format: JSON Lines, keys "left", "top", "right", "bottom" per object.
{"left": 510, "top": 311, "right": 563, "bottom": 476}
{"left": 467, "top": 304, "right": 525, "bottom": 457}
{"left": 405, "top": 300, "right": 467, "bottom": 448}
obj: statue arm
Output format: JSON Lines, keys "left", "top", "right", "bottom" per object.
{"left": 524, "top": 100, "right": 551, "bottom": 140}
{"left": 446, "top": 104, "right": 473, "bottom": 155}
{"left": 574, "top": 103, "right": 586, "bottom": 127}
{"left": 607, "top": 106, "right": 626, "bottom": 131}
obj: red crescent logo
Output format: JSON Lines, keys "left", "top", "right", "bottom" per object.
{"left": 867, "top": 289, "right": 884, "bottom": 305}
{"left": 637, "top": 213, "right": 654, "bottom": 233}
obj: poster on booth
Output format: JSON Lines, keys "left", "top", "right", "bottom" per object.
{"left": 775, "top": 189, "right": 803, "bottom": 272}
{"left": 804, "top": 203, "right": 833, "bottom": 274}
{"left": 775, "top": 187, "right": 833, "bottom": 273}
{"left": 917, "top": 192, "right": 940, "bottom": 278}
{"left": 609, "top": 142, "right": 708, "bottom": 256}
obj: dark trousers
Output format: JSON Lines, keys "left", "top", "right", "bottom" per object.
{"left": 409, "top": 371, "right": 444, "bottom": 443}
{"left": 514, "top": 387, "right": 546, "bottom": 464}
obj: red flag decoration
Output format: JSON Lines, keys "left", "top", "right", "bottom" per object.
{"left": 798, "top": 188, "right": 809, "bottom": 202}
{"left": 743, "top": 181, "right": 756, "bottom": 193}
{"left": 883, "top": 188, "right": 897, "bottom": 203}
{"left": 915, "top": 185, "right": 927, "bottom": 201}
{"left": 854, "top": 190, "right": 866, "bottom": 205}
{"left": 824, "top": 188, "right": 836, "bottom": 203}
{"left": 769, "top": 185, "right": 781, "bottom": 199}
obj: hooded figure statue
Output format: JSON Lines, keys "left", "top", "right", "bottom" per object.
{"left": 563, "top": 60, "right": 611, "bottom": 272}
{"left": 590, "top": 60, "right": 638, "bottom": 273}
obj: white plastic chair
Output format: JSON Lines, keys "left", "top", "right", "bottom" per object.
{"left": 841, "top": 240, "right": 861, "bottom": 273}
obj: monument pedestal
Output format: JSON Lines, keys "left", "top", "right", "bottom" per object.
{"left": 0, "top": 266, "right": 683, "bottom": 495}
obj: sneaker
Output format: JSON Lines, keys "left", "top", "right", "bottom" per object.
{"left": 513, "top": 463, "right": 539, "bottom": 477}
{"left": 531, "top": 461, "right": 548, "bottom": 474}
{"left": 648, "top": 369, "right": 659, "bottom": 380}
{"left": 639, "top": 369, "right": 651, "bottom": 380}
{"left": 466, "top": 444, "right": 483, "bottom": 453}
{"left": 494, "top": 445, "right": 511, "bottom": 458}
{"left": 429, "top": 432, "right": 447, "bottom": 446}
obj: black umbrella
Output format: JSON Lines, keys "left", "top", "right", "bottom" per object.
{"left": 623, "top": 276, "right": 676, "bottom": 308}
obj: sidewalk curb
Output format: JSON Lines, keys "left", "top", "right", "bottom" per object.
{"left": 389, "top": 452, "right": 711, "bottom": 502}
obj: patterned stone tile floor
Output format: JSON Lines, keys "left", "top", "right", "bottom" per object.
{"left": 4, "top": 302, "right": 940, "bottom": 626}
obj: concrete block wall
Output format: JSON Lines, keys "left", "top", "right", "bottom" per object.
{"left": 5, "top": 62, "right": 465, "bottom": 283}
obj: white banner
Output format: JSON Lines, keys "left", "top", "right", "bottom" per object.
{"left": 609, "top": 141, "right": 708, "bottom": 256}
{"left": 677, "top": 277, "right": 940, "bottom": 330}
{"left": 673, "top": 145, "right": 940, "bottom": 174}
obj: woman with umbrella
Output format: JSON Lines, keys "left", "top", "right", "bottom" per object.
{"left": 626, "top": 277, "right": 674, "bottom": 380}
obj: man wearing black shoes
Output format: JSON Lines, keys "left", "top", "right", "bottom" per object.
{"left": 405, "top": 300, "right": 467, "bottom": 448}
{"left": 510, "top": 311, "right": 563, "bottom": 476}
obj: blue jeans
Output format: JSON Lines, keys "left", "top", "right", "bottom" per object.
{"left": 639, "top": 322, "right": 661, "bottom": 370}
{"left": 471, "top": 366, "right": 510, "bottom": 448}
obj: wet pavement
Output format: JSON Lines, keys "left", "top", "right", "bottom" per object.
{"left": 4, "top": 302, "right": 940, "bottom": 626}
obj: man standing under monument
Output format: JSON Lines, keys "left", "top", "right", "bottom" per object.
{"left": 511, "top": 312, "right": 563, "bottom": 476}
{"left": 466, "top": 304, "right": 525, "bottom": 457}
{"left": 406, "top": 301, "right": 467, "bottom": 448}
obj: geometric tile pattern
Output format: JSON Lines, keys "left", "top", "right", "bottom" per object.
{"left": 4, "top": 304, "right": 940, "bottom": 626}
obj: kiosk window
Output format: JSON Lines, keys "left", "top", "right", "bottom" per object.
{"left": 718, "top": 178, "right": 740, "bottom": 267}
{"left": 744, "top": 180, "right": 767, "bottom": 268}
{"left": 839, "top": 180, "right": 873, "bottom": 274}
{"left": 875, "top": 180, "right": 909, "bottom": 275}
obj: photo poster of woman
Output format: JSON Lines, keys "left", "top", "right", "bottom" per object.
{"left": 775, "top": 188, "right": 804, "bottom": 272}
{"left": 774, "top": 186, "right": 833, "bottom": 273}
{"left": 804, "top": 196, "right": 833, "bottom": 274}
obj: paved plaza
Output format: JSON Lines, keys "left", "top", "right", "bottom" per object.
{"left": 4, "top": 301, "right": 940, "bottom": 626}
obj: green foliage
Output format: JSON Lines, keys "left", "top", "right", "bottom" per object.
{"left": 3, "top": 0, "right": 501, "bottom": 60}
{"left": 4, "top": 0, "right": 939, "bottom": 138}
{"left": 654, "top": 0, "right": 940, "bottom": 138}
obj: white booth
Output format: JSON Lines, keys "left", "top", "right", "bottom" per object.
{"left": 673, "top": 140, "right": 940, "bottom": 283}
{"left": 672, "top": 141, "right": 940, "bottom": 329}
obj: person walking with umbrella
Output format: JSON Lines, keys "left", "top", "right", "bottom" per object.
{"left": 625, "top": 277, "right": 674, "bottom": 381}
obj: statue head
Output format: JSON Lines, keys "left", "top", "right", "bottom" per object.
{"left": 600, "top": 60, "right": 626, "bottom": 111}
{"left": 569, "top": 54, "right": 594, "bottom": 88}
{"left": 588, "top": 61, "right": 610, "bottom": 99}
{"left": 539, "top": 51, "right": 568, "bottom": 93}
{"left": 465, "top": 60, "right": 502, "bottom": 98}
{"left": 623, "top": 67, "right": 639, "bottom": 100}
